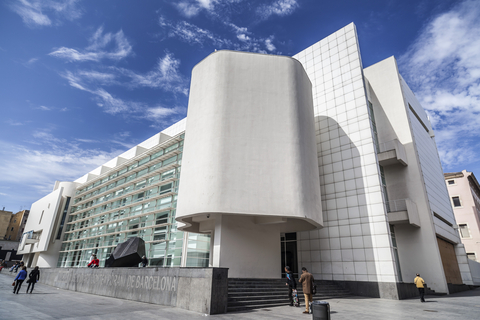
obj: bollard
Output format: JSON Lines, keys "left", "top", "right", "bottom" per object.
{"left": 311, "top": 300, "right": 330, "bottom": 320}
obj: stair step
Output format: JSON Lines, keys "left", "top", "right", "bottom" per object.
{"left": 226, "top": 278, "right": 352, "bottom": 312}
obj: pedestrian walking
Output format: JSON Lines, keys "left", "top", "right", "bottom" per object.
{"left": 298, "top": 267, "right": 315, "bottom": 314}
{"left": 414, "top": 273, "right": 426, "bottom": 302}
{"left": 26, "top": 266, "right": 40, "bottom": 293}
{"left": 285, "top": 266, "right": 298, "bottom": 306}
{"left": 13, "top": 266, "right": 27, "bottom": 294}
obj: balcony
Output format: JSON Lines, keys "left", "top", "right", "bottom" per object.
{"left": 377, "top": 139, "right": 408, "bottom": 166}
{"left": 386, "top": 199, "right": 420, "bottom": 227}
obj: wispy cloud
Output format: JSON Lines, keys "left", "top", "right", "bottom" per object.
{"left": 62, "top": 52, "right": 188, "bottom": 95}
{"left": 5, "top": 119, "right": 27, "bottom": 126}
{"left": 49, "top": 26, "right": 133, "bottom": 62}
{"left": 0, "top": 136, "right": 122, "bottom": 198}
{"left": 9, "top": 0, "right": 83, "bottom": 27}
{"left": 256, "top": 0, "right": 299, "bottom": 20}
{"left": 174, "top": 0, "right": 223, "bottom": 18}
{"left": 38, "top": 105, "right": 51, "bottom": 111}
{"left": 61, "top": 71, "right": 139, "bottom": 114}
{"left": 159, "top": 17, "right": 278, "bottom": 53}
{"left": 159, "top": 17, "right": 232, "bottom": 47}
{"left": 399, "top": 0, "right": 480, "bottom": 169}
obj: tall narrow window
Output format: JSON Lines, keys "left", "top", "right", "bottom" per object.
{"left": 452, "top": 196, "right": 461, "bottom": 207}
{"left": 380, "top": 166, "right": 390, "bottom": 211}
{"left": 39, "top": 210, "right": 44, "bottom": 224}
{"left": 390, "top": 225, "right": 403, "bottom": 282}
{"left": 56, "top": 197, "right": 71, "bottom": 240}
{"left": 367, "top": 101, "right": 380, "bottom": 153}
{"left": 459, "top": 224, "right": 470, "bottom": 238}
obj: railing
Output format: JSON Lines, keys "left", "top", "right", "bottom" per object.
{"left": 385, "top": 199, "right": 408, "bottom": 213}
{"left": 378, "top": 140, "right": 397, "bottom": 153}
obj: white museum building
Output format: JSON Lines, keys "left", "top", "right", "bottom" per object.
{"left": 18, "top": 23, "right": 476, "bottom": 299}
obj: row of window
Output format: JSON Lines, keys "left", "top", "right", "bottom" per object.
{"left": 72, "top": 159, "right": 180, "bottom": 212}
{"left": 67, "top": 205, "right": 174, "bottom": 233}
{"left": 74, "top": 139, "right": 184, "bottom": 198}
{"left": 69, "top": 180, "right": 178, "bottom": 223}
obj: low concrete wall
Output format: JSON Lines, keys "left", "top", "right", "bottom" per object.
{"left": 37, "top": 267, "right": 228, "bottom": 315}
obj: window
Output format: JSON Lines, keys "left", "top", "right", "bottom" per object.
{"left": 11, "top": 227, "right": 14, "bottom": 231}
{"left": 39, "top": 210, "right": 44, "bottom": 224}
{"left": 448, "top": 180, "right": 455, "bottom": 185}
{"left": 459, "top": 224, "right": 470, "bottom": 238}
{"left": 452, "top": 196, "right": 462, "bottom": 207}
{"left": 467, "top": 253, "right": 477, "bottom": 262}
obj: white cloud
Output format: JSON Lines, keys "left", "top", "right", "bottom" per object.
{"left": 257, "top": 0, "right": 298, "bottom": 20}
{"left": 160, "top": 18, "right": 232, "bottom": 47}
{"left": 174, "top": 0, "right": 223, "bottom": 17}
{"left": 49, "top": 26, "right": 133, "bottom": 62}
{"left": 5, "top": 119, "right": 26, "bottom": 126}
{"left": 159, "top": 17, "right": 278, "bottom": 54}
{"left": 399, "top": 0, "right": 480, "bottom": 169}
{"left": 9, "top": 0, "right": 82, "bottom": 27}
{"left": 38, "top": 105, "right": 51, "bottom": 111}
{"left": 0, "top": 137, "right": 122, "bottom": 199}
{"left": 117, "top": 53, "right": 188, "bottom": 94}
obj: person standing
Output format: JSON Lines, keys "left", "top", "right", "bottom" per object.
{"left": 285, "top": 266, "right": 297, "bottom": 306}
{"left": 141, "top": 255, "right": 148, "bottom": 267}
{"left": 13, "top": 266, "right": 27, "bottom": 294}
{"left": 414, "top": 273, "right": 426, "bottom": 302}
{"left": 298, "top": 267, "right": 314, "bottom": 314}
{"left": 26, "top": 266, "right": 40, "bottom": 293}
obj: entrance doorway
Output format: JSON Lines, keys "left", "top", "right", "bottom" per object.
{"left": 281, "top": 232, "right": 298, "bottom": 278}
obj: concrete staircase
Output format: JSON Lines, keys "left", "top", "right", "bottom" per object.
{"left": 227, "top": 278, "right": 352, "bottom": 312}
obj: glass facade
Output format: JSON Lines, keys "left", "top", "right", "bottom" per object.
{"left": 57, "top": 133, "right": 210, "bottom": 268}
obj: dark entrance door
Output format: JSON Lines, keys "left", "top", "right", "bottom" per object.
{"left": 281, "top": 232, "right": 298, "bottom": 278}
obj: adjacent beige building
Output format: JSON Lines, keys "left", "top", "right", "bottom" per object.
{"left": 5, "top": 210, "right": 30, "bottom": 241}
{"left": 0, "top": 209, "right": 13, "bottom": 240}
{"left": 444, "top": 171, "right": 480, "bottom": 284}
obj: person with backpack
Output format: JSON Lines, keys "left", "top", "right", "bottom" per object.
{"left": 285, "top": 266, "right": 298, "bottom": 307}
{"left": 26, "top": 266, "right": 40, "bottom": 293}
{"left": 13, "top": 266, "right": 27, "bottom": 294}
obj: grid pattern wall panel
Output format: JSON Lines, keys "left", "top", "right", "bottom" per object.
{"left": 293, "top": 23, "right": 398, "bottom": 283}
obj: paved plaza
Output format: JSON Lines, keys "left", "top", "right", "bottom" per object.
{"left": 1, "top": 273, "right": 479, "bottom": 319}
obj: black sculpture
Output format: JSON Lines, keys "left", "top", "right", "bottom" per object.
{"left": 105, "top": 237, "right": 146, "bottom": 267}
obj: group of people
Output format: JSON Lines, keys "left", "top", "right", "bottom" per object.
{"left": 12, "top": 265, "right": 40, "bottom": 294}
{"left": 285, "top": 266, "right": 429, "bottom": 313}
{"left": 285, "top": 266, "right": 315, "bottom": 314}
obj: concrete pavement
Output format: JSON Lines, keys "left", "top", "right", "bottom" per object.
{"left": 1, "top": 272, "right": 479, "bottom": 319}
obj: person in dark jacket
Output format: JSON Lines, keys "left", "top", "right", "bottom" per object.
{"left": 26, "top": 266, "right": 40, "bottom": 293}
{"left": 13, "top": 266, "right": 27, "bottom": 294}
{"left": 285, "top": 266, "right": 297, "bottom": 306}
{"left": 141, "top": 255, "right": 148, "bottom": 267}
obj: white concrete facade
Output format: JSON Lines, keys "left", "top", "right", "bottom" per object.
{"left": 293, "top": 23, "right": 472, "bottom": 297}
{"left": 20, "top": 22, "right": 474, "bottom": 299}
{"left": 176, "top": 51, "right": 322, "bottom": 278}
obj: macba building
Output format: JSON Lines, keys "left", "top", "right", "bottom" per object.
{"left": 18, "top": 23, "right": 477, "bottom": 299}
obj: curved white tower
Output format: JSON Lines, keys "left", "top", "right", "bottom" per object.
{"left": 176, "top": 50, "right": 322, "bottom": 277}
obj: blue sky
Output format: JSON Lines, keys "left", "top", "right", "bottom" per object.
{"left": 1, "top": 0, "right": 479, "bottom": 212}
